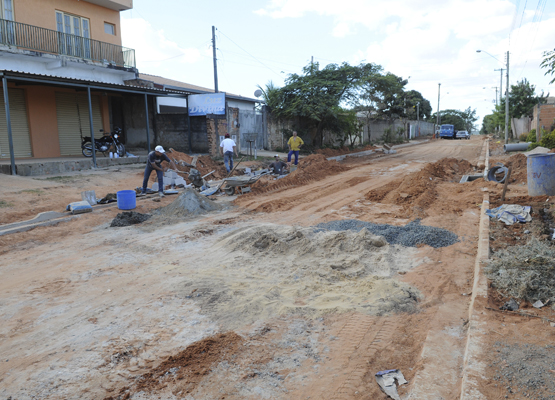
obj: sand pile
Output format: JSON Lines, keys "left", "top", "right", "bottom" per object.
{"left": 235, "top": 154, "right": 350, "bottom": 201}
{"left": 155, "top": 188, "right": 223, "bottom": 218}
{"left": 366, "top": 158, "right": 474, "bottom": 217}
{"left": 179, "top": 224, "right": 422, "bottom": 330}
{"left": 110, "top": 211, "right": 151, "bottom": 227}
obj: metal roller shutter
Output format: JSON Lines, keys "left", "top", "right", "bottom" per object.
{"left": 0, "top": 88, "right": 32, "bottom": 158}
{"left": 56, "top": 92, "right": 103, "bottom": 156}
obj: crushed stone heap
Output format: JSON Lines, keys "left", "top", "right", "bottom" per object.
{"left": 315, "top": 219, "right": 459, "bottom": 248}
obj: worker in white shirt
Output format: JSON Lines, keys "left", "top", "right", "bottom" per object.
{"left": 220, "top": 133, "right": 238, "bottom": 173}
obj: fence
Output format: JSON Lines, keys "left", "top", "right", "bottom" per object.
{"left": 0, "top": 18, "right": 135, "bottom": 68}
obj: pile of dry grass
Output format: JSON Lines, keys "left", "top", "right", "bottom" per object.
{"left": 485, "top": 238, "right": 555, "bottom": 304}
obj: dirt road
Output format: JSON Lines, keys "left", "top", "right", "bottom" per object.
{"left": 1, "top": 137, "right": 487, "bottom": 399}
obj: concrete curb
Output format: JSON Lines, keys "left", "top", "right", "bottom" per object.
{"left": 0, "top": 215, "right": 78, "bottom": 236}
{"left": 0, "top": 155, "right": 148, "bottom": 177}
{"left": 459, "top": 192, "right": 490, "bottom": 400}
{"left": 326, "top": 139, "right": 430, "bottom": 161}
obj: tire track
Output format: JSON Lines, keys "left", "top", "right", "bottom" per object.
{"left": 326, "top": 315, "right": 397, "bottom": 400}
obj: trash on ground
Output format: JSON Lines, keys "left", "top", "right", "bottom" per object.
{"left": 500, "top": 299, "right": 519, "bottom": 311}
{"left": 375, "top": 369, "right": 408, "bottom": 400}
{"left": 66, "top": 201, "right": 92, "bottom": 215}
{"left": 110, "top": 211, "right": 151, "bottom": 227}
{"left": 81, "top": 190, "right": 97, "bottom": 206}
{"left": 485, "top": 204, "right": 532, "bottom": 225}
{"left": 533, "top": 300, "right": 546, "bottom": 309}
{"left": 98, "top": 193, "right": 117, "bottom": 204}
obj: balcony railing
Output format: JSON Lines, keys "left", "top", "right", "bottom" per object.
{"left": 0, "top": 18, "right": 135, "bottom": 69}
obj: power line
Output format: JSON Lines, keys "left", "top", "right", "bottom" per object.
{"left": 216, "top": 29, "right": 283, "bottom": 79}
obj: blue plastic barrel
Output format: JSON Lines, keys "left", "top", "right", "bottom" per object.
{"left": 117, "top": 190, "right": 136, "bottom": 210}
{"left": 527, "top": 153, "right": 555, "bottom": 196}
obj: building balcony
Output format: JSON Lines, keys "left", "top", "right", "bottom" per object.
{"left": 0, "top": 18, "right": 135, "bottom": 69}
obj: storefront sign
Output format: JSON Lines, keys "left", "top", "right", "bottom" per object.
{"left": 188, "top": 93, "right": 225, "bottom": 116}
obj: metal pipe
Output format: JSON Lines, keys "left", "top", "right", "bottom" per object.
{"left": 87, "top": 86, "right": 97, "bottom": 168}
{"left": 144, "top": 93, "right": 151, "bottom": 152}
{"left": 505, "top": 51, "right": 509, "bottom": 144}
{"left": 503, "top": 143, "right": 530, "bottom": 152}
{"left": 2, "top": 76, "right": 16, "bottom": 175}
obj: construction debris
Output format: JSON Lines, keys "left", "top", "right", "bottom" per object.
{"left": 375, "top": 369, "right": 408, "bottom": 400}
{"left": 67, "top": 200, "right": 92, "bottom": 215}
{"left": 485, "top": 205, "right": 532, "bottom": 225}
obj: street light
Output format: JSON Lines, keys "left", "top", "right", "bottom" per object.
{"left": 477, "top": 49, "right": 509, "bottom": 144}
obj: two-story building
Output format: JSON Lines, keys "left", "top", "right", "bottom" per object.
{"left": 0, "top": 0, "right": 260, "bottom": 176}
{"left": 0, "top": 0, "right": 194, "bottom": 174}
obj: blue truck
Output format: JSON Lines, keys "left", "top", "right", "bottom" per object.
{"left": 439, "top": 124, "right": 456, "bottom": 139}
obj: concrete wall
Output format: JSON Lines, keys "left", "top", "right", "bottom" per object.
{"left": 264, "top": 115, "right": 434, "bottom": 150}
{"left": 14, "top": 0, "right": 123, "bottom": 46}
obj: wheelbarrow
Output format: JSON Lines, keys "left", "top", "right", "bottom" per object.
{"left": 223, "top": 170, "right": 269, "bottom": 195}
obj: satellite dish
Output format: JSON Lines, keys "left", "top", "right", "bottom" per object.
{"left": 254, "top": 89, "right": 262, "bottom": 98}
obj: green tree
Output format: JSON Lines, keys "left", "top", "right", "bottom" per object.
{"left": 271, "top": 62, "right": 381, "bottom": 147}
{"left": 404, "top": 90, "right": 432, "bottom": 120}
{"left": 507, "top": 78, "right": 547, "bottom": 119}
{"left": 256, "top": 81, "right": 282, "bottom": 112}
{"left": 432, "top": 108, "right": 478, "bottom": 132}
{"left": 541, "top": 48, "right": 555, "bottom": 84}
{"left": 480, "top": 114, "right": 497, "bottom": 135}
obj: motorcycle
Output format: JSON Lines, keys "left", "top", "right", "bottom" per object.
{"left": 81, "top": 127, "right": 125, "bottom": 158}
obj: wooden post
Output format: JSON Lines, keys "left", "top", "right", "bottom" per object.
{"left": 501, "top": 167, "right": 512, "bottom": 202}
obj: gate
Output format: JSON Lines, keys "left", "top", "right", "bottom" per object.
{"left": 238, "top": 110, "right": 264, "bottom": 150}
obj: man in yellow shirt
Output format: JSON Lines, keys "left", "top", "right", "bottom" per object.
{"left": 287, "top": 131, "right": 304, "bottom": 165}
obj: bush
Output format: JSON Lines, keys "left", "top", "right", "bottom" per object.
{"left": 538, "top": 129, "right": 555, "bottom": 149}
{"left": 526, "top": 129, "right": 537, "bottom": 143}
{"left": 519, "top": 132, "right": 529, "bottom": 142}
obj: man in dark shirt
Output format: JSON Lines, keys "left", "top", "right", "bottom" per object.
{"left": 269, "top": 155, "right": 289, "bottom": 175}
{"left": 140, "top": 145, "right": 177, "bottom": 197}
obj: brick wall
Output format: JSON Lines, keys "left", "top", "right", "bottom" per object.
{"left": 206, "top": 115, "right": 228, "bottom": 157}
{"left": 532, "top": 102, "right": 555, "bottom": 133}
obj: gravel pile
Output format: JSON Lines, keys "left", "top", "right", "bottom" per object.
{"left": 491, "top": 342, "right": 555, "bottom": 399}
{"left": 314, "top": 219, "right": 459, "bottom": 248}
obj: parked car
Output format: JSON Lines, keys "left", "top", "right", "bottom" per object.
{"left": 456, "top": 130, "right": 470, "bottom": 140}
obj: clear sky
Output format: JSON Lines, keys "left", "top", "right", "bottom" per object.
{"left": 121, "top": 0, "right": 555, "bottom": 131}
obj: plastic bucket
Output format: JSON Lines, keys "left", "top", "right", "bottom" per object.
{"left": 527, "top": 153, "right": 555, "bottom": 196}
{"left": 117, "top": 190, "right": 136, "bottom": 210}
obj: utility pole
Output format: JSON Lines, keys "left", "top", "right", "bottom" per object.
{"left": 416, "top": 101, "right": 420, "bottom": 138}
{"left": 504, "top": 51, "right": 509, "bottom": 144}
{"left": 492, "top": 87, "right": 498, "bottom": 106}
{"left": 494, "top": 68, "right": 504, "bottom": 106}
{"left": 536, "top": 100, "right": 541, "bottom": 142}
{"left": 212, "top": 26, "right": 218, "bottom": 93}
{"left": 436, "top": 83, "right": 441, "bottom": 127}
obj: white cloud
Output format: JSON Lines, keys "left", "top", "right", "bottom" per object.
{"left": 121, "top": 18, "right": 203, "bottom": 68}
